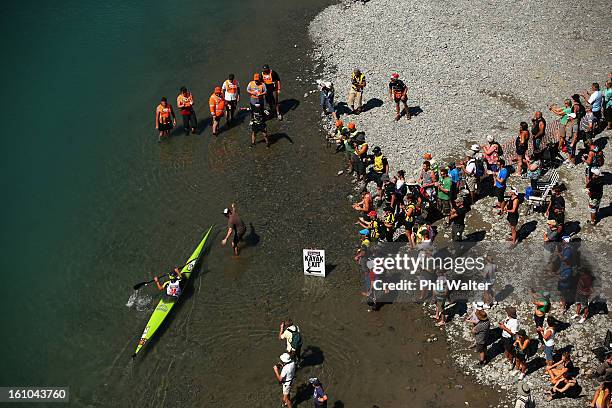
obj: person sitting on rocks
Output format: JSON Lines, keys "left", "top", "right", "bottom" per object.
{"left": 544, "top": 219, "right": 561, "bottom": 242}
{"left": 358, "top": 210, "right": 378, "bottom": 229}
{"left": 482, "top": 135, "right": 502, "bottom": 172}
{"left": 525, "top": 151, "right": 542, "bottom": 190}
{"left": 546, "top": 351, "right": 574, "bottom": 383}
{"left": 352, "top": 189, "right": 373, "bottom": 216}
{"left": 546, "top": 368, "right": 578, "bottom": 401}
{"left": 512, "top": 329, "right": 530, "bottom": 380}
{"left": 590, "top": 383, "right": 611, "bottom": 408}
{"left": 546, "top": 186, "right": 565, "bottom": 228}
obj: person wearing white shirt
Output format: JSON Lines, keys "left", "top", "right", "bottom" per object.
{"left": 273, "top": 353, "right": 296, "bottom": 408}
{"left": 499, "top": 306, "right": 519, "bottom": 371}
{"left": 582, "top": 82, "right": 603, "bottom": 121}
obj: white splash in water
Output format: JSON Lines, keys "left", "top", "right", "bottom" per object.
{"left": 126, "top": 290, "right": 153, "bottom": 311}
{"left": 125, "top": 291, "right": 138, "bottom": 307}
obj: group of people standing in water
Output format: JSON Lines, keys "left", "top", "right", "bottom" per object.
{"left": 154, "top": 64, "right": 282, "bottom": 143}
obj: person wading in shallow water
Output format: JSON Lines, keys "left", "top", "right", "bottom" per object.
{"left": 222, "top": 73, "right": 240, "bottom": 126}
{"left": 155, "top": 97, "right": 176, "bottom": 142}
{"left": 221, "top": 203, "right": 246, "bottom": 256}
{"left": 177, "top": 86, "right": 197, "bottom": 134}
{"left": 261, "top": 64, "right": 282, "bottom": 120}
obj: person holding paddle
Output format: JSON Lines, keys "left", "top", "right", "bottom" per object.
{"left": 153, "top": 267, "right": 183, "bottom": 299}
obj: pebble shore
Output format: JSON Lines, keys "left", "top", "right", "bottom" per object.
{"left": 310, "top": 0, "right": 612, "bottom": 406}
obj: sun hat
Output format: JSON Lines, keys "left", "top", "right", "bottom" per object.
{"left": 280, "top": 353, "right": 292, "bottom": 363}
{"left": 509, "top": 187, "right": 518, "bottom": 195}
{"left": 591, "top": 168, "right": 602, "bottom": 176}
{"left": 308, "top": 377, "right": 322, "bottom": 386}
{"left": 517, "top": 380, "right": 531, "bottom": 396}
{"left": 323, "top": 81, "right": 332, "bottom": 88}
{"left": 470, "top": 144, "right": 481, "bottom": 152}
{"left": 472, "top": 301, "right": 485, "bottom": 310}
{"left": 476, "top": 309, "right": 488, "bottom": 321}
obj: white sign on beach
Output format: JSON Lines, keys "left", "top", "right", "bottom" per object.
{"left": 303, "top": 249, "right": 326, "bottom": 277}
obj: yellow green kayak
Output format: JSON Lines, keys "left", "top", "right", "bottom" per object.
{"left": 132, "top": 226, "right": 213, "bottom": 357}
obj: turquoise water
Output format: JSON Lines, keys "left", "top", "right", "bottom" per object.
{"left": 0, "top": 0, "right": 331, "bottom": 402}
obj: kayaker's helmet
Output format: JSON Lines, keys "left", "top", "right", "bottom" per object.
{"left": 373, "top": 146, "right": 382, "bottom": 155}
{"left": 169, "top": 273, "right": 178, "bottom": 282}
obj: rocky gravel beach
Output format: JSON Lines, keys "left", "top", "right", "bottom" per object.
{"left": 310, "top": 0, "right": 612, "bottom": 406}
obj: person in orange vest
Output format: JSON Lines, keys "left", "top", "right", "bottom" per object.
{"left": 209, "top": 87, "right": 226, "bottom": 136}
{"left": 155, "top": 97, "right": 176, "bottom": 142}
{"left": 247, "top": 73, "right": 267, "bottom": 117}
{"left": 222, "top": 73, "right": 240, "bottom": 126}
{"left": 261, "top": 64, "right": 282, "bottom": 120}
{"left": 177, "top": 86, "right": 197, "bottom": 135}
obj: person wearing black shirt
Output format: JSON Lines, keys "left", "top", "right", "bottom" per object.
{"left": 388, "top": 73, "right": 410, "bottom": 121}
{"left": 546, "top": 187, "right": 565, "bottom": 225}
{"left": 261, "top": 64, "right": 282, "bottom": 120}
{"left": 449, "top": 197, "right": 468, "bottom": 241}
{"left": 586, "top": 168, "right": 605, "bottom": 225}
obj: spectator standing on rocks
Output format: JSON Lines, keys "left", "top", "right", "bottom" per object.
{"left": 482, "top": 135, "right": 502, "bottom": 171}
{"left": 514, "top": 381, "right": 534, "bottom": 408}
{"left": 584, "top": 139, "right": 605, "bottom": 183}
{"left": 388, "top": 73, "right": 410, "bottom": 121}
{"left": 435, "top": 168, "right": 452, "bottom": 216}
{"left": 586, "top": 168, "right": 604, "bottom": 226}
{"left": 273, "top": 352, "right": 296, "bottom": 408}
{"left": 348, "top": 68, "right": 366, "bottom": 114}
{"left": 582, "top": 105, "right": 598, "bottom": 142}
{"left": 525, "top": 152, "right": 542, "bottom": 190}
{"left": 604, "top": 80, "right": 612, "bottom": 130}
{"left": 353, "top": 132, "right": 368, "bottom": 182}
{"left": 590, "top": 383, "right": 610, "bottom": 408}
{"left": 513, "top": 330, "right": 530, "bottom": 380}
{"left": 418, "top": 160, "right": 437, "bottom": 203}
{"left": 516, "top": 122, "right": 530, "bottom": 177}
{"left": 573, "top": 269, "right": 594, "bottom": 323}
{"left": 499, "top": 306, "right": 519, "bottom": 371}
{"left": 581, "top": 82, "right": 603, "bottom": 123}
{"left": 537, "top": 316, "right": 556, "bottom": 367}
{"left": 448, "top": 194, "right": 468, "bottom": 242}
{"left": 472, "top": 309, "right": 490, "bottom": 366}
{"left": 493, "top": 159, "right": 509, "bottom": 213}
{"left": 531, "top": 111, "right": 546, "bottom": 153}
{"left": 505, "top": 187, "right": 520, "bottom": 245}
{"left": 366, "top": 146, "right": 389, "bottom": 204}
{"left": 318, "top": 80, "right": 337, "bottom": 121}
{"left": 549, "top": 99, "right": 573, "bottom": 153}
{"left": 433, "top": 271, "right": 448, "bottom": 327}
{"left": 546, "top": 186, "right": 565, "bottom": 228}
{"left": 531, "top": 291, "right": 551, "bottom": 344}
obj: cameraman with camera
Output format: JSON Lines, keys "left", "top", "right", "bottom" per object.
{"left": 273, "top": 353, "right": 296, "bottom": 408}
{"left": 279, "top": 319, "right": 303, "bottom": 365}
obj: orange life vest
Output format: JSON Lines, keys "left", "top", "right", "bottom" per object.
{"left": 262, "top": 71, "right": 274, "bottom": 85}
{"left": 157, "top": 103, "right": 172, "bottom": 123}
{"left": 247, "top": 81, "right": 266, "bottom": 98}
{"left": 209, "top": 94, "right": 225, "bottom": 117}
{"left": 223, "top": 79, "right": 238, "bottom": 95}
{"left": 177, "top": 92, "right": 193, "bottom": 115}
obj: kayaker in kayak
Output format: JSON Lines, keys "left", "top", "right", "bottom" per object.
{"left": 153, "top": 267, "right": 183, "bottom": 299}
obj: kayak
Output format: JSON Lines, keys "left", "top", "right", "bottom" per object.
{"left": 132, "top": 226, "right": 213, "bottom": 357}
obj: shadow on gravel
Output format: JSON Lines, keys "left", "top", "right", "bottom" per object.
{"left": 598, "top": 204, "right": 612, "bottom": 222}
{"left": 563, "top": 221, "right": 581, "bottom": 236}
{"left": 279, "top": 98, "right": 300, "bottom": 116}
{"left": 293, "top": 383, "right": 311, "bottom": 406}
{"left": 360, "top": 97, "right": 383, "bottom": 113}
{"left": 408, "top": 105, "right": 423, "bottom": 117}
{"left": 268, "top": 132, "right": 294, "bottom": 146}
{"left": 495, "top": 284, "right": 514, "bottom": 302}
{"left": 335, "top": 101, "right": 352, "bottom": 116}
{"left": 464, "top": 230, "right": 486, "bottom": 242}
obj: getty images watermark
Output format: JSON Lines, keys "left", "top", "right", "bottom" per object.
{"left": 369, "top": 252, "right": 491, "bottom": 293}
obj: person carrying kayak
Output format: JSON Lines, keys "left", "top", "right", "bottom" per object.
{"left": 153, "top": 267, "right": 183, "bottom": 299}
{"left": 247, "top": 73, "right": 267, "bottom": 116}
{"left": 261, "top": 64, "right": 282, "bottom": 120}
{"left": 222, "top": 73, "right": 240, "bottom": 126}
{"left": 155, "top": 97, "right": 176, "bottom": 142}
{"left": 388, "top": 73, "right": 410, "bottom": 121}
{"left": 177, "top": 86, "right": 197, "bottom": 135}
{"left": 209, "top": 86, "right": 226, "bottom": 136}
{"left": 221, "top": 203, "right": 247, "bottom": 256}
